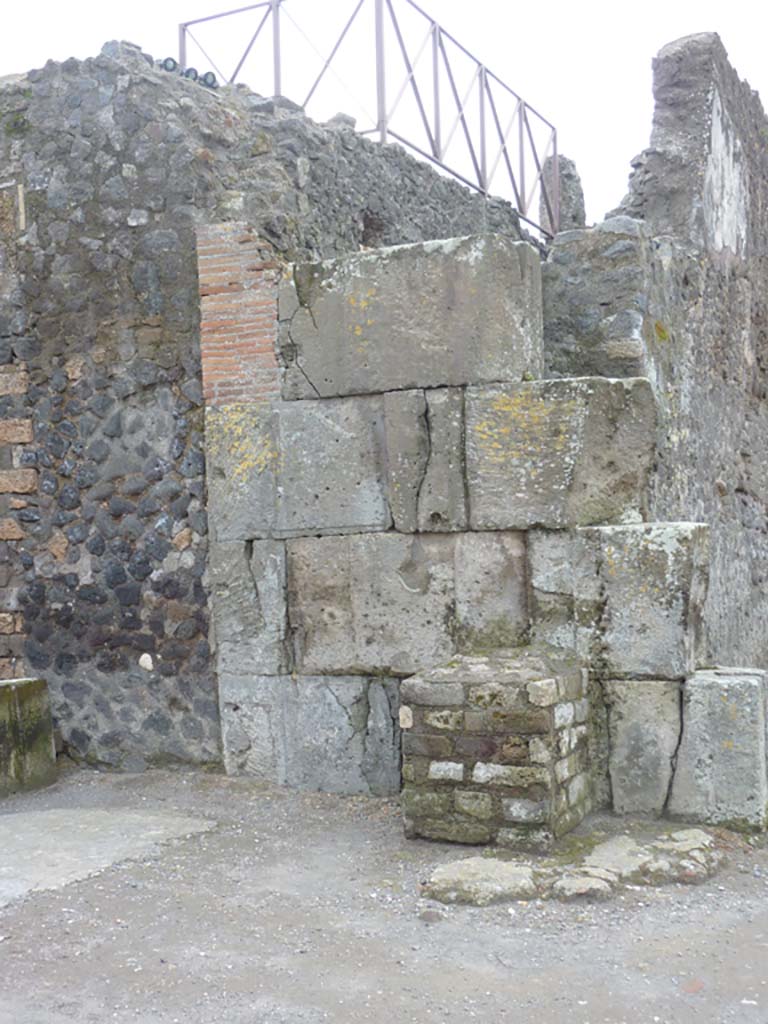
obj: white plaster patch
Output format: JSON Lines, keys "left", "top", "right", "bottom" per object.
{"left": 703, "top": 90, "right": 748, "bottom": 255}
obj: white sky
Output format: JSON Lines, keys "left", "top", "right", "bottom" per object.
{"left": 1, "top": 0, "right": 766, "bottom": 225}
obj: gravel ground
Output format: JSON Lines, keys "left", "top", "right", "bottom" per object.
{"left": 1, "top": 762, "right": 767, "bottom": 1024}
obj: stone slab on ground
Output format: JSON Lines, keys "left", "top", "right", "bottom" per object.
{"left": 0, "top": 678, "right": 56, "bottom": 797}
{"left": 279, "top": 235, "right": 543, "bottom": 399}
{"left": 219, "top": 674, "right": 401, "bottom": 795}
{"left": 425, "top": 826, "right": 722, "bottom": 906}
{"left": 668, "top": 668, "right": 768, "bottom": 829}
{"left": 0, "top": 807, "right": 214, "bottom": 908}
{"left": 465, "top": 377, "right": 656, "bottom": 529}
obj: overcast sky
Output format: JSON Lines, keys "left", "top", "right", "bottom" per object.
{"left": 1, "top": 1, "right": 766, "bottom": 225}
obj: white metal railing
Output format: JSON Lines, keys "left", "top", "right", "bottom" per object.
{"left": 178, "top": 0, "right": 560, "bottom": 234}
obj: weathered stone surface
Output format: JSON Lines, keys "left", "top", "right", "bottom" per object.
{"left": 550, "top": 874, "right": 612, "bottom": 901}
{"left": 205, "top": 404, "right": 278, "bottom": 543}
{"left": 416, "top": 388, "right": 467, "bottom": 532}
{"left": 669, "top": 669, "right": 768, "bottom": 828}
{"left": 382, "top": 390, "right": 428, "bottom": 533}
{"left": 466, "top": 378, "right": 656, "bottom": 530}
{"left": 219, "top": 674, "right": 400, "bottom": 795}
{"left": 280, "top": 235, "right": 543, "bottom": 399}
{"left": 277, "top": 395, "right": 391, "bottom": 536}
{"left": 287, "top": 531, "right": 528, "bottom": 676}
{"left": 425, "top": 858, "right": 537, "bottom": 906}
{"left": 540, "top": 154, "right": 586, "bottom": 236}
{"left": 0, "top": 678, "right": 56, "bottom": 796}
{"left": 209, "top": 540, "right": 288, "bottom": 676}
{"left": 583, "top": 523, "right": 709, "bottom": 679}
{"left": 604, "top": 680, "right": 682, "bottom": 814}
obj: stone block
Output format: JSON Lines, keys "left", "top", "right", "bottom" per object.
{"left": 465, "top": 377, "right": 656, "bottom": 529}
{"left": 0, "top": 678, "right": 56, "bottom": 797}
{"left": 416, "top": 388, "right": 467, "bottom": 531}
{"left": 205, "top": 403, "right": 277, "bottom": 542}
{"left": 209, "top": 540, "right": 288, "bottom": 676}
{"left": 0, "top": 469, "right": 36, "bottom": 494}
{"left": 604, "top": 680, "right": 682, "bottom": 814}
{"left": 279, "top": 235, "right": 543, "bottom": 399}
{"left": 287, "top": 531, "right": 528, "bottom": 677}
{"left": 276, "top": 394, "right": 391, "bottom": 536}
{"left": 219, "top": 674, "right": 400, "bottom": 795}
{"left": 583, "top": 523, "right": 709, "bottom": 679}
{"left": 0, "top": 419, "right": 33, "bottom": 444}
{"left": 382, "top": 390, "right": 428, "bottom": 533}
{"left": 668, "top": 668, "right": 768, "bottom": 829}
{"left": 400, "top": 647, "right": 591, "bottom": 847}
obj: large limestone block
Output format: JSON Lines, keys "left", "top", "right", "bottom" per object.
{"left": 209, "top": 540, "right": 289, "bottom": 675}
{"left": 465, "top": 377, "right": 656, "bottom": 529}
{"left": 287, "top": 531, "right": 528, "bottom": 676}
{"left": 604, "top": 680, "right": 682, "bottom": 814}
{"left": 276, "top": 394, "right": 391, "bottom": 536}
{"left": 668, "top": 668, "right": 768, "bottom": 829}
{"left": 279, "top": 235, "right": 543, "bottom": 399}
{"left": 219, "top": 674, "right": 400, "bottom": 795}
{"left": 583, "top": 523, "right": 709, "bottom": 679}
{"left": 205, "top": 403, "right": 277, "bottom": 542}
{"left": 0, "top": 678, "right": 56, "bottom": 796}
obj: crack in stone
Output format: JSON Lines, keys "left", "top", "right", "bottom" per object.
{"left": 662, "top": 680, "right": 685, "bottom": 817}
{"left": 413, "top": 392, "right": 432, "bottom": 524}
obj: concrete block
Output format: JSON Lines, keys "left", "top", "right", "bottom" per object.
{"left": 0, "top": 678, "right": 56, "bottom": 796}
{"left": 276, "top": 394, "right": 391, "bottom": 536}
{"left": 209, "top": 540, "right": 288, "bottom": 675}
{"left": 584, "top": 523, "right": 709, "bottom": 679}
{"left": 287, "top": 531, "right": 528, "bottom": 676}
{"left": 604, "top": 680, "right": 682, "bottom": 814}
{"left": 668, "top": 668, "right": 768, "bottom": 829}
{"left": 279, "top": 235, "right": 543, "bottom": 399}
{"left": 219, "top": 674, "right": 400, "bottom": 795}
{"left": 466, "top": 377, "right": 656, "bottom": 529}
{"left": 205, "top": 403, "right": 277, "bottom": 542}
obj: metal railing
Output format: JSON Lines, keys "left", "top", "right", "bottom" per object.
{"left": 179, "top": 0, "right": 559, "bottom": 234}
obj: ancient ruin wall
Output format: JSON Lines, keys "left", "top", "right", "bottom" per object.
{"left": 544, "top": 33, "right": 768, "bottom": 669}
{"left": 0, "top": 41, "right": 521, "bottom": 767}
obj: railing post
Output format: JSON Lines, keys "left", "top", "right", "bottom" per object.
{"left": 375, "top": 0, "right": 387, "bottom": 143}
{"left": 551, "top": 129, "right": 560, "bottom": 234}
{"left": 271, "top": 0, "right": 282, "bottom": 96}
{"left": 178, "top": 23, "right": 187, "bottom": 68}
{"left": 432, "top": 23, "right": 441, "bottom": 159}
{"left": 479, "top": 65, "right": 487, "bottom": 193}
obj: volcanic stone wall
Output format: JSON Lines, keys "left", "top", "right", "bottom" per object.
{"left": 0, "top": 40, "right": 521, "bottom": 767}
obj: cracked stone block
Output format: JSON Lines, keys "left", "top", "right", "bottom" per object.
{"left": 465, "top": 377, "right": 656, "bottom": 529}
{"left": 668, "top": 668, "right": 768, "bottom": 829}
{"left": 417, "top": 388, "right": 467, "bottom": 532}
{"left": 279, "top": 234, "right": 543, "bottom": 399}
{"left": 528, "top": 529, "right": 602, "bottom": 655}
{"left": 582, "top": 523, "right": 709, "bottom": 679}
{"left": 0, "top": 678, "right": 57, "bottom": 797}
{"left": 400, "top": 648, "right": 591, "bottom": 847}
{"left": 382, "top": 390, "right": 429, "bottom": 532}
{"left": 205, "top": 403, "right": 278, "bottom": 542}
{"left": 604, "top": 679, "right": 682, "bottom": 815}
{"left": 287, "top": 531, "right": 528, "bottom": 677}
{"left": 209, "top": 540, "right": 288, "bottom": 676}
{"left": 219, "top": 673, "right": 400, "bottom": 794}
{"left": 276, "top": 394, "right": 392, "bottom": 536}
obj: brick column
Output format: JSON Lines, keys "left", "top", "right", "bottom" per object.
{"left": 0, "top": 364, "right": 35, "bottom": 679}
{"left": 196, "top": 223, "right": 282, "bottom": 407}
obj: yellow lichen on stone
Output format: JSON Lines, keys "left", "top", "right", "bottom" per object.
{"left": 206, "top": 403, "right": 277, "bottom": 485}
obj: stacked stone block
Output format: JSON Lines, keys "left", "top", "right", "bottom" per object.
{"left": 0, "top": 677, "right": 56, "bottom": 796}
{"left": 400, "top": 650, "right": 591, "bottom": 848}
{"left": 0, "top": 359, "right": 34, "bottom": 681}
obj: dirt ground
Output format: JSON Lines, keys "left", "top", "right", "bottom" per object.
{"left": 1, "top": 762, "right": 768, "bottom": 1024}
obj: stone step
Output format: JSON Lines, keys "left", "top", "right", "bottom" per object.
{"left": 0, "top": 677, "right": 57, "bottom": 797}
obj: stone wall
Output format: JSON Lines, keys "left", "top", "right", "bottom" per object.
{"left": 543, "top": 33, "right": 768, "bottom": 671}
{"left": 0, "top": 40, "right": 522, "bottom": 767}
